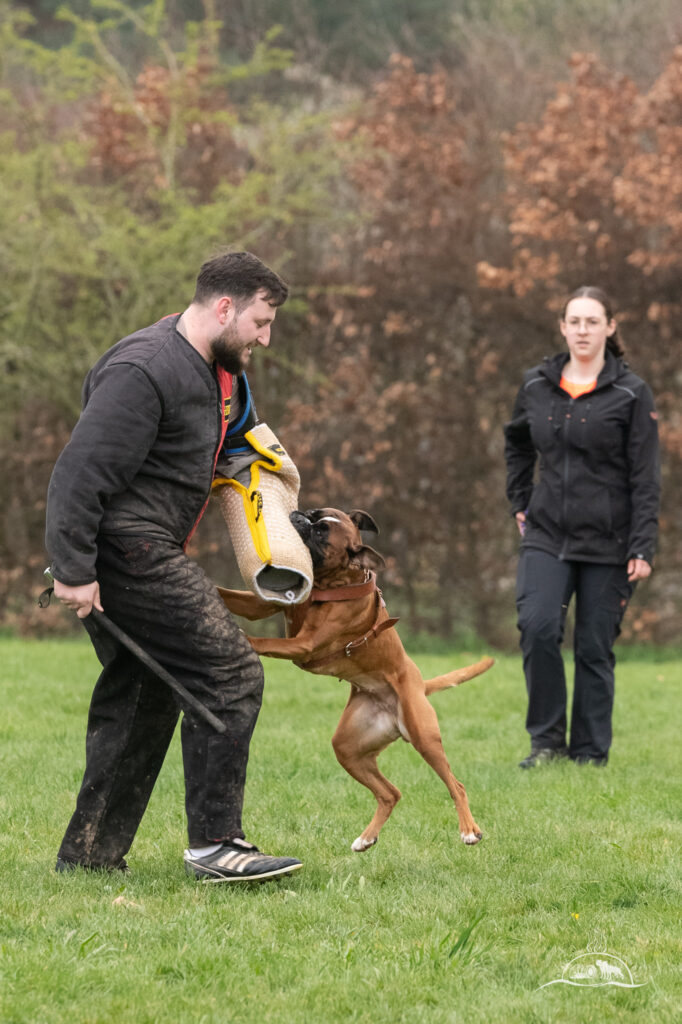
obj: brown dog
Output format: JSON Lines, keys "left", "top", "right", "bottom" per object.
{"left": 218, "top": 508, "right": 493, "bottom": 851}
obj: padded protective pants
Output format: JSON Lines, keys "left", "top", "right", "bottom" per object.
{"left": 58, "top": 536, "right": 264, "bottom": 868}
{"left": 516, "top": 549, "right": 634, "bottom": 760}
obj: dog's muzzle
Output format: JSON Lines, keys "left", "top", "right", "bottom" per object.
{"left": 289, "top": 510, "right": 312, "bottom": 540}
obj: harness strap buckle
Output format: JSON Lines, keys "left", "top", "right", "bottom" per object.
{"left": 345, "top": 635, "right": 369, "bottom": 656}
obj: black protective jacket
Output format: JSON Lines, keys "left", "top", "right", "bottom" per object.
{"left": 504, "top": 351, "right": 660, "bottom": 565}
{"left": 46, "top": 314, "right": 231, "bottom": 586}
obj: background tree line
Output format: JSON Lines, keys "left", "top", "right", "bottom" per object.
{"left": 2, "top": 0, "right": 680, "bottom": 645}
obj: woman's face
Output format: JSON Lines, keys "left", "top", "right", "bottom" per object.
{"left": 560, "top": 297, "right": 616, "bottom": 363}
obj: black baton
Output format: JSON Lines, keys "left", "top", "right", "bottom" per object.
{"left": 90, "top": 609, "right": 227, "bottom": 734}
{"left": 43, "top": 570, "right": 226, "bottom": 734}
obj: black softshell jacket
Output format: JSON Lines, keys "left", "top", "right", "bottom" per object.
{"left": 46, "top": 315, "right": 226, "bottom": 586}
{"left": 504, "top": 351, "right": 660, "bottom": 565}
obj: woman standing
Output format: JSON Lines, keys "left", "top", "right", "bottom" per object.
{"left": 504, "top": 287, "right": 660, "bottom": 767}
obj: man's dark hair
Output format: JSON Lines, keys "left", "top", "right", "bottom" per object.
{"left": 193, "top": 251, "right": 289, "bottom": 309}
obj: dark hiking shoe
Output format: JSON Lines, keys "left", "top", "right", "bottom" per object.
{"left": 518, "top": 746, "right": 568, "bottom": 769}
{"left": 572, "top": 754, "right": 608, "bottom": 767}
{"left": 55, "top": 857, "right": 130, "bottom": 874}
{"left": 184, "top": 838, "right": 302, "bottom": 883}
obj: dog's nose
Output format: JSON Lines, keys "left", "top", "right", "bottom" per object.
{"left": 288, "top": 512, "right": 309, "bottom": 544}
{"left": 290, "top": 510, "right": 311, "bottom": 536}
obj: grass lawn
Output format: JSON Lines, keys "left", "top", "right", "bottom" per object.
{"left": 0, "top": 636, "right": 680, "bottom": 1023}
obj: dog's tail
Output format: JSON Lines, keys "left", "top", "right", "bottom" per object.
{"left": 424, "top": 656, "right": 494, "bottom": 696}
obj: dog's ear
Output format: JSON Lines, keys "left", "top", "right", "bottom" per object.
{"left": 350, "top": 544, "right": 386, "bottom": 572}
{"left": 349, "top": 510, "right": 379, "bottom": 534}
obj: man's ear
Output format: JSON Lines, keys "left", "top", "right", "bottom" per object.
{"left": 350, "top": 544, "right": 386, "bottom": 572}
{"left": 349, "top": 510, "right": 379, "bottom": 534}
{"left": 216, "top": 295, "right": 235, "bottom": 322}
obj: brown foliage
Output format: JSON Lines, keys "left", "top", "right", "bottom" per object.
{"left": 479, "top": 49, "right": 682, "bottom": 334}
{"left": 87, "top": 60, "right": 247, "bottom": 201}
{"left": 334, "top": 55, "right": 479, "bottom": 293}
{"left": 282, "top": 50, "right": 682, "bottom": 644}
{"left": 616, "top": 47, "right": 682, "bottom": 282}
{"left": 479, "top": 53, "right": 641, "bottom": 297}
{"left": 477, "top": 49, "right": 682, "bottom": 643}
{"left": 283, "top": 58, "right": 514, "bottom": 640}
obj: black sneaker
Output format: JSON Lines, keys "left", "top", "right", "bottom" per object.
{"left": 518, "top": 746, "right": 568, "bottom": 769}
{"left": 184, "top": 838, "right": 302, "bottom": 883}
{"left": 55, "top": 857, "right": 129, "bottom": 874}
{"left": 572, "top": 754, "right": 608, "bottom": 767}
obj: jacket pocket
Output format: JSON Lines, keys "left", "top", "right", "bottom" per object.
{"left": 526, "top": 481, "right": 558, "bottom": 528}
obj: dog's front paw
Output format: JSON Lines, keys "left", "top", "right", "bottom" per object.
{"left": 460, "top": 830, "right": 483, "bottom": 845}
{"left": 351, "top": 835, "right": 378, "bottom": 852}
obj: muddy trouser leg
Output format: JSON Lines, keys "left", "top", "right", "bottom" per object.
{"left": 569, "top": 562, "right": 634, "bottom": 761}
{"left": 516, "top": 549, "right": 577, "bottom": 750}
{"left": 57, "top": 536, "right": 264, "bottom": 866}
{"left": 57, "top": 624, "right": 180, "bottom": 867}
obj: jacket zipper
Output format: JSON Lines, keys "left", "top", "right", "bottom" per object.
{"left": 558, "top": 389, "right": 595, "bottom": 559}
{"left": 559, "top": 396, "right": 574, "bottom": 560}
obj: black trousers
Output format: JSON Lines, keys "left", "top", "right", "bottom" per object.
{"left": 515, "top": 548, "right": 634, "bottom": 760}
{"left": 58, "top": 536, "right": 264, "bottom": 868}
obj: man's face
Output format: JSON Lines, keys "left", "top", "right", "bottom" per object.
{"left": 210, "top": 290, "right": 277, "bottom": 374}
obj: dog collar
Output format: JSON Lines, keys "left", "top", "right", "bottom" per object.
{"left": 311, "top": 571, "right": 377, "bottom": 603}
{"left": 294, "top": 574, "right": 399, "bottom": 672}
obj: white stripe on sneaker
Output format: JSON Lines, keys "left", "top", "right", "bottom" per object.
{"left": 214, "top": 850, "right": 242, "bottom": 869}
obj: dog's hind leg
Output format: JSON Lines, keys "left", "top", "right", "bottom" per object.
{"left": 331, "top": 692, "right": 402, "bottom": 852}
{"left": 424, "top": 656, "right": 494, "bottom": 696}
{"left": 396, "top": 670, "right": 483, "bottom": 845}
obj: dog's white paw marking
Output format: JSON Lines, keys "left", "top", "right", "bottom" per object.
{"left": 461, "top": 831, "right": 482, "bottom": 845}
{"left": 351, "top": 836, "right": 377, "bottom": 852}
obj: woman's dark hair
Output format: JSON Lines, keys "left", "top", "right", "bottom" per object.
{"left": 193, "top": 251, "right": 288, "bottom": 309}
{"left": 562, "top": 286, "right": 625, "bottom": 358}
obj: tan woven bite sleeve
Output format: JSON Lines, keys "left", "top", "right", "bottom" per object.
{"left": 214, "top": 424, "right": 313, "bottom": 605}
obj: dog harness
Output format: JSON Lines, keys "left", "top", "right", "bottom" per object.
{"left": 294, "top": 571, "right": 399, "bottom": 671}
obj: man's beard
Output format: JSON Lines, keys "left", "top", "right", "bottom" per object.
{"left": 210, "top": 321, "right": 248, "bottom": 375}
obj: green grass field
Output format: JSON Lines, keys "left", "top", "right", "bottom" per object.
{"left": 1, "top": 637, "right": 680, "bottom": 1024}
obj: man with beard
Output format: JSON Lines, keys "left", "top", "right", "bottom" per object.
{"left": 45, "top": 251, "right": 303, "bottom": 883}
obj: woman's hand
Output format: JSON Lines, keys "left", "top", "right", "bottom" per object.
{"left": 515, "top": 511, "right": 526, "bottom": 536}
{"left": 627, "top": 558, "right": 651, "bottom": 582}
